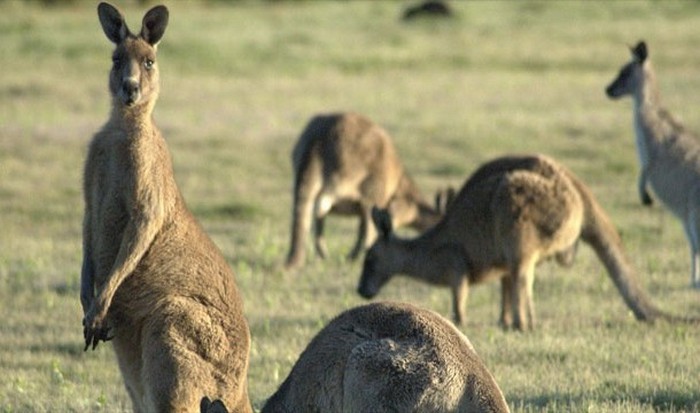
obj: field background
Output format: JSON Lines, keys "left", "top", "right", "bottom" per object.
{"left": 1, "top": 1, "right": 700, "bottom": 412}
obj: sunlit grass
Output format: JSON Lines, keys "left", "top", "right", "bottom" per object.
{"left": 1, "top": 1, "right": 700, "bottom": 411}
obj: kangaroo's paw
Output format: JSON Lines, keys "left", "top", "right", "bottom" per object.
{"left": 641, "top": 191, "right": 653, "bottom": 206}
{"left": 82, "top": 306, "right": 113, "bottom": 351}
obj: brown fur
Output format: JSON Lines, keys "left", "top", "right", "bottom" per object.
{"left": 262, "top": 301, "right": 510, "bottom": 413}
{"left": 285, "top": 112, "right": 444, "bottom": 269}
{"left": 81, "top": 3, "right": 252, "bottom": 411}
{"left": 358, "top": 154, "right": 692, "bottom": 330}
{"left": 606, "top": 40, "right": 700, "bottom": 289}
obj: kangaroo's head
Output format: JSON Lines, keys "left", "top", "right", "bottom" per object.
{"left": 98, "top": 2, "right": 169, "bottom": 109}
{"left": 605, "top": 41, "right": 648, "bottom": 99}
{"left": 357, "top": 207, "right": 401, "bottom": 299}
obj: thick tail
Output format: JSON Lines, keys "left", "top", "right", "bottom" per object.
{"left": 285, "top": 151, "right": 322, "bottom": 270}
{"left": 572, "top": 175, "right": 699, "bottom": 324}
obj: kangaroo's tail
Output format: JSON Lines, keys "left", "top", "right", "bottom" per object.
{"left": 285, "top": 133, "right": 323, "bottom": 270}
{"left": 570, "top": 173, "right": 700, "bottom": 324}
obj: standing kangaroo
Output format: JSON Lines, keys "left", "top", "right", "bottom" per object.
{"left": 285, "top": 112, "right": 444, "bottom": 269}
{"left": 262, "top": 302, "right": 510, "bottom": 413}
{"left": 358, "top": 154, "right": 689, "bottom": 330}
{"left": 606, "top": 40, "right": 700, "bottom": 289}
{"left": 81, "top": 3, "right": 252, "bottom": 412}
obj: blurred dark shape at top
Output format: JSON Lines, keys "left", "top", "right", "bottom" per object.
{"left": 402, "top": 1, "right": 453, "bottom": 21}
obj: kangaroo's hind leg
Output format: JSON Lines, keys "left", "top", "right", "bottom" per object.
{"left": 684, "top": 202, "right": 700, "bottom": 289}
{"left": 313, "top": 192, "right": 335, "bottom": 260}
{"left": 499, "top": 277, "right": 513, "bottom": 329}
{"left": 348, "top": 204, "right": 377, "bottom": 261}
{"left": 509, "top": 256, "right": 538, "bottom": 331}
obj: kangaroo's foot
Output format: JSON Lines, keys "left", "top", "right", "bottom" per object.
{"left": 284, "top": 253, "right": 303, "bottom": 271}
{"left": 498, "top": 316, "right": 513, "bottom": 331}
{"left": 315, "top": 241, "right": 328, "bottom": 260}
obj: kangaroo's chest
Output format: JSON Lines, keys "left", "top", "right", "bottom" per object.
{"left": 88, "top": 135, "right": 150, "bottom": 274}
{"left": 644, "top": 133, "right": 700, "bottom": 219}
{"left": 633, "top": 113, "right": 651, "bottom": 168}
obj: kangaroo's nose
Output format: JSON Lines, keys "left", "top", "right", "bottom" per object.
{"left": 605, "top": 84, "right": 616, "bottom": 98}
{"left": 122, "top": 80, "right": 140, "bottom": 104}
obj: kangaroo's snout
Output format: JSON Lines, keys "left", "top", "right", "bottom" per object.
{"left": 357, "top": 275, "right": 380, "bottom": 299}
{"left": 605, "top": 83, "right": 620, "bottom": 99}
{"left": 357, "top": 284, "right": 376, "bottom": 299}
{"left": 122, "top": 79, "right": 140, "bottom": 105}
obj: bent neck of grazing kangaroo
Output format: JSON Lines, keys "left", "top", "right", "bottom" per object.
{"left": 398, "top": 230, "right": 460, "bottom": 283}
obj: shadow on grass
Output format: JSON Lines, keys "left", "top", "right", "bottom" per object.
{"left": 509, "top": 389, "right": 700, "bottom": 412}
{"left": 20, "top": 340, "right": 85, "bottom": 359}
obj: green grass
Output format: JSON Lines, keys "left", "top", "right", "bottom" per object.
{"left": 1, "top": 1, "right": 700, "bottom": 411}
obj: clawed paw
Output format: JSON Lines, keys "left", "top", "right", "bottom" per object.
{"left": 82, "top": 310, "right": 113, "bottom": 351}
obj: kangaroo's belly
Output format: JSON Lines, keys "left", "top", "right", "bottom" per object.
{"left": 648, "top": 164, "right": 699, "bottom": 219}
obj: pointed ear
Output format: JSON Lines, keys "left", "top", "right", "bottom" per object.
{"left": 141, "top": 5, "right": 169, "bottom": 46}
{"left": 435, "top": 186, "right": 456, "bottom": 214}
{"left": 98, "top": 2, "right": 130, "bottom": 44}
{"left": 371, "top": 207, "right": 393, "bottom": 238}
{"left": 631, "top": 41, "right": 648, "bottom": 63}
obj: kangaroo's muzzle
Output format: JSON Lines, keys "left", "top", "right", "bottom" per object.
{"left": 122, "top": 79, "right": 140, "bottom": 106}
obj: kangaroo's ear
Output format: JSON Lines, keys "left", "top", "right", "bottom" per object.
{"left": 200, "top": 397, "right": 212, "bottom": 413}
{"left": 208, "top": 400, "right": 228, "bottom": 413}
{"left": 371, "top": 207, "right": 393, "bottom": 238}
{"left": 435, "top": 186, "right": 456, "bottom": 214}
{"left": 631, "top": 41, "right": 648, "bottom": 63}
{"left": 141, "top": 5, "right": 169, "bottom": 46}
{"left": 200, "top": 396, "right": 228, "bottom": 413}
{"left": 98, "top": 2, "right": 129, "bottom": 44}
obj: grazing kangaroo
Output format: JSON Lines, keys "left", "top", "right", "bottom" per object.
{"left": 285, "top": 112, "right": 444, "bottom": 269}
{"left": 262, "top": 302, "right": 510, "bottom": 413}
{"left": 402, "top": 1, "right": 454, "bottom": 20}
{"left": 81, "top": 3, "right": 252, "bottom": 411}
{"left": 606, "top": 40, "right": 700, "bottom": 289}
{"left": 358, "top": 154, "right": 693, "bottom": 330}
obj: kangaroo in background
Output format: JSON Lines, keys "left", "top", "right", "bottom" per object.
{"left": 285, "top": 112, "right": 446, "bottom": 270}
{"left": 81, "top": 3, "right": 252, "bottom": 411}
{"left": 402, "top": 1, "right": 454, "bottom": 20}
{"left": 606, "top": 40, "right": 700, "bottom": 289}
{"left": 262, "top": 301, "right": 510, "bottom": 413}
{"left": 358, "top": 154, "right": 693, "bottom": 330}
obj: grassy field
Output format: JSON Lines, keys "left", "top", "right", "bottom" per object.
{"left": 2, "top": 1, "right": 700, "bottom": 411}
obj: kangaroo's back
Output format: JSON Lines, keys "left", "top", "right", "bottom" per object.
{"left": 292, "top": 112, "right": 402, "bottom": 185}
{"left": 436, "top": 154, "right": 583, "bottom": 271}
{"left": 262, "top": 302, "right": 510, "bottom": 413}
{"left": 285, "top": 112, "right": 439, "bottom": 269}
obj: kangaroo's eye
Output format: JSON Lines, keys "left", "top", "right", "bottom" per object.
{"left": 144, "top": 59, "right": 155, "bottom": 70}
